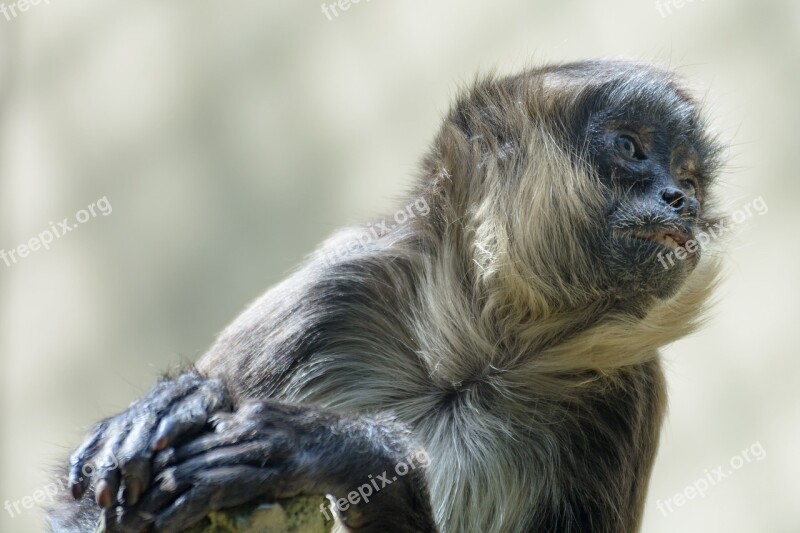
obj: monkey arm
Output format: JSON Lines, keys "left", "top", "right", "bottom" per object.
{"left": 102, "top": 400, "right": 436, "bottom": 533}
{"left": 60, "top": 368, "right": 438, "bottom": 533}
{"left": 54, "top": 235, "right": 430, "bottom": 532}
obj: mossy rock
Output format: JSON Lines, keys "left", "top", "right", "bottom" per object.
{"left": 95, "top": 496, "right": 334, "bottom": 533}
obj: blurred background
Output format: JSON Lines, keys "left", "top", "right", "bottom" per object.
{"left": 0, "top": 0, "right": 797, "bottom": 531}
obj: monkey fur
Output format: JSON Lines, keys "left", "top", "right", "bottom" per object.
{"left": 47, "top": 59, "right": 723, "bottom": 533}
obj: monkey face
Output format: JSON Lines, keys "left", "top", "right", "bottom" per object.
{"left": 515, "top": 61, "right": 724, "bottom": 302}
{"left": 596, "top": 126, "right": 707, "bottom": 298}
{"left": 439, "top": 60, "right": 722, "bottom": 307}
{"left": 572, "top": 65, "right": 721, "bottom": 300}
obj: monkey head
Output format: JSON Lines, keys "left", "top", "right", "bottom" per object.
{"left": 427, "top": 60, "right": 724, "bottom": 316}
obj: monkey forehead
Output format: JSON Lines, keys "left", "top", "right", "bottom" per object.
{"left": 445, "top": 60, "right": 718, "bottom": 172}
{"left": 535, "top": 60, "right": 699, "bottom": 130}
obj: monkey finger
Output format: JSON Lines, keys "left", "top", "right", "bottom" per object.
{"left": 151, "top": 485, "right": 218, "bottom": 533}
{"left": 168, "top": 426, "right": 262, "bottom": 462}
{"left": 151, "top": 466, "right": 283, "bottom": 533}
{"left": 127, "top": 442, "right": 281, "bottom": 525}
{"left": 151, "top": 447, "right": 177, "bottom": 473}
{"left": 145, "top": 447, "right": 263, "bottom": 508}
{"left": 121, "top": 466, "right": 195, "bottom": 522}
{"left": 93, "top": 435, "right": 127, "bottom": 509}
{"left": 116, "top": 412, "right": 159, "bottom": 507}
{"left": 149, "top": 428, "right": 259, "bottom": 475}
{"left": 94, "top": 466, "right": 121, "bottom": 509}
{"left": 133, "top": 371, "right": 205, "bottom": 414}
{"left": 98, "top": 505, "right": 138, "bottom": 533}
{"left": 151, "top": 405, "right": 206, "bottom": 452}
{"left": 68, "top": 371, "right": 207, "bottom": 502}
{"left": 68, "top": 418, "right": 110, "bottom": 499}
{"left": 152, "top": 380, "right": 231, "bottom": 451}
{"left": 174, "top": 440, "right": 281, "bottom": 469}
{"left": 108, "top": 508, "right": 156, "bottom": 533}
{"left": 208, "top": 411, "right": 236, "bottom": 433}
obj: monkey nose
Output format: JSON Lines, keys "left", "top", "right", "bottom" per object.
{"left": 659, "top": 187, "right": 697, "bottom": 216}
{"left": 660, "top": 187, "right": 685, "bottom": 209}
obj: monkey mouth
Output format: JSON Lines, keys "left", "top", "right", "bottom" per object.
{"left": 626, "top": 229, "right": 693, "bottom": 253}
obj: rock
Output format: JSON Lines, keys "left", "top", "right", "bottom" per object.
{"left": 95, "top": 496, "right": 334, "bottom": 533}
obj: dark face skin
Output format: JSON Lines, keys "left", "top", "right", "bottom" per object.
{"left": 594, "top": 114, "right": 707, "bottom": 297}
{"left": 573, "top": 71, "right": 718, "bottom": 300}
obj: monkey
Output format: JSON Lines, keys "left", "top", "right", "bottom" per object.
{"left": 46, "top": 59, "right": 724, "bottom": 533}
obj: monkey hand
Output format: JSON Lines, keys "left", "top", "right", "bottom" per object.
{"left": 68, "top": 370, "right": 232, "bottom": 511}
{"left": 105, "top": 400, "right": 437, "bottom": 533}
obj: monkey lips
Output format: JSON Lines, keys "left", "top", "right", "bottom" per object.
{"left": 631, "top": 229, "right": 693, "bottom": 254}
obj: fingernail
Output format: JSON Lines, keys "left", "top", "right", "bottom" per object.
{"left": 68, "top": 472, "right": 85, "bottom": 499}
{"left": 95, "top": 480, "right": 113, "bottom": 508}
{"left": 153, "top": 422, "right": 171, "bottom": 451}
{"left": 123, "top": 477, "right": 142, "bottom": 507}
{"left": 153, "top": 435, "right": 168, "bottom": 451}
{"left": 70, "top": 481, "right": 84, "bottom": 500}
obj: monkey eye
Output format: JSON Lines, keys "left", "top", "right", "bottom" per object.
{"left": 614, "top": 134, "right": 646, "bottom": 161}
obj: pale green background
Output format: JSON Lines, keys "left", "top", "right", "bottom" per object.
{"left": 1, "top": 1, "right": 796, "bottom": 531}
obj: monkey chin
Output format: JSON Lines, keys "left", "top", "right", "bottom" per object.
{"left": 650, "top": 247, "right": 700, "bottom": 300}
{"left": 606, "top": 230, "right": 701, "bottom": 301}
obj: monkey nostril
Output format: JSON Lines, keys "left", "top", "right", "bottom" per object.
{"left": 661, "top": 187, "right": 686, "bottom": 211}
